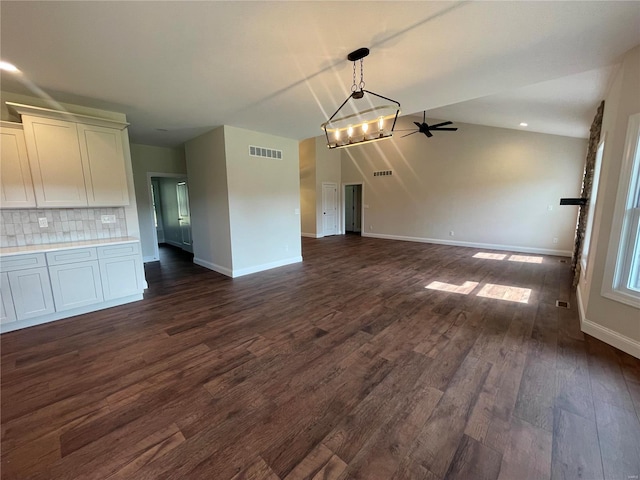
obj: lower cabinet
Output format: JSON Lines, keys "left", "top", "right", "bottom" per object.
{"left": 0, "top": 241, "right": 145, "bottom": 332}
{"left": 7, "top": 267, "right": 55, "bottom": 320}
{"left": 99, "top": 255, "right": 144, "bottom": 300}
{"left": 49, "top": 260, "right": 103, "bottom": 311}
{"left": 0, "top": 272, "right": 17, "bottom": 324}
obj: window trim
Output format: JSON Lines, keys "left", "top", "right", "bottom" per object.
{"left": 601, "top": 112, "right": 640, "bottom": 309}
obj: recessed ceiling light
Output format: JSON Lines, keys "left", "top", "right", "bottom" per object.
{"left": 519, "top": 122, "right": 528, "bottom": 127}
{"left": 0, "top": 61, "right": 19, "bottom": 73}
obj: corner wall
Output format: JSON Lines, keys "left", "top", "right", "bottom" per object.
{"left": 577, "top": 45, "right": 640, "bottom": 358}
{"left": 185, "top": 127, "right": 233, "bottom": 275}
{"left": 341, "top": 120, "right": 587, "bottom": 256}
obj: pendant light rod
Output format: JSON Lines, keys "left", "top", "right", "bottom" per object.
{"left": 347, "top": 47, "right": 370, "bottom": 62}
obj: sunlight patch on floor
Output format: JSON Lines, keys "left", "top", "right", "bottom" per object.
{"left": 473, "top": 252, "right": 507, "bottom": 260}
{"left": 425, "top": 281, "right": 479, "bottom": 295}
{"left": 508, "top": 255, "right": 543, "bottom": 264}
{"left": 476, "top": 283, "right": 531, "bottom": 303}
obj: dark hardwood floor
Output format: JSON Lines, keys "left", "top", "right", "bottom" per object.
{"left": 2, "top": 236, "right": 639, "bottom": 479}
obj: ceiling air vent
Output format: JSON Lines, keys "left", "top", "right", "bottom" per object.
{"left": 249, "top": 145, "right": 283, "bottom": 160}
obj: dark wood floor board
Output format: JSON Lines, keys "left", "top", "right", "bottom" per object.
{"left": 586, "top": 335, "right": 636, "bottom": 412}
{"left": 1, "top": 238, "right": 638, "bottom": 480}
{"left": 408, "top": 354, "right": 492, "bottom": 477}
{"left": 496, "top": 416, "right": 552, "bottom": 480}
{"left": 513, "top": 302, "right": 559, "bottom": 432}
{"left": 593, "top": 398, "right": 640, "bottom": 480}
{"left": 284, "top": 443, "right": 347, "bottom": 480}
{"left": 551, "top": 407, "right": 604, "bottom": 480}
{"left": 443, "top": 434, "right": 502, "bottom": 480}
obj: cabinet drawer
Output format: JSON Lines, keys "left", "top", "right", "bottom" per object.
{"left": 46, "top": 248, "right": 97, "bottom": 266}
{"left": 0, "top": 253, "right": 47, "bottom": 272}
{"left": 97, "top": 242, "right": 140, "bottom": 259}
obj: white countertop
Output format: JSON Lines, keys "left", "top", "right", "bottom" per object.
{"left": 0, "top": 237, "right": 140, "bottom": 257}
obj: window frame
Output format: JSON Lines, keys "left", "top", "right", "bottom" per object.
{"left": 601, "top": 112, "right": 640, "bottom": 308}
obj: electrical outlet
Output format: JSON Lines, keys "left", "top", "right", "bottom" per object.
{"left": 38, "top": 217, "right": 48, "bottom": 228}
{"left": 101, "top": 214, "right": 116, "bottom": 224}
{"left": 553, "top": 237, "right": 559, "bottom": 244}
{"left": 449, "top": 231, "right": 455, "bottom": 237}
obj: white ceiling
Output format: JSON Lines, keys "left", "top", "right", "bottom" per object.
{"left": 1, "top": 1, "right": 639, "bottom": 147}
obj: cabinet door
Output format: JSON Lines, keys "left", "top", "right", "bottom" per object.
{"left": 0, "top": 272, "right": 17, "bottom": 324}
{"left": 49, "top": 261, "right": 103, "bottom": 311}
{"left": 77, "top": 124, "right": 129, "bottom": 206}
{"left": 99, "top": 255, "right": 144, "bottom": 300}
{"left": 8, "top": 267, "right": 55, "bottom": 320}
{"left": 21, "top": 115, "right": 88, "bottom": 207}
{"left": 0, "top": 124, "right": 36, "bottom": 208}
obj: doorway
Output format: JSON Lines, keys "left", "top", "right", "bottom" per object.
{"left": 343, "top": 183, "right": 363, "bottom": 235}
{"left": 322, "top": 182, "right": 338, "bottom": 236}
{"left": 148, "top": 174, "right": 193, "bottom": 263}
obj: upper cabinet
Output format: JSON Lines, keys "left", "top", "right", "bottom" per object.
{"left": 0, "top": 122, "right": 36, "bottom": 208}
{"left": 21, "top": 116, "right": 88, "bottom": 207}
{"left": 5, "top": 103, "right": 130, "bottom": 208}
{"left": 78, "top": 124, "right": 129, "bottom": 206}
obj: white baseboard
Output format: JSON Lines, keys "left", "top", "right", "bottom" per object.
{"left": 231, "top": 256, "right": 303, "bottom": 278}
{"left": 143, "top": 255, "right": 159, "bottom": 263}
{"left": 360, "top": 232, "right": 572, "bottom": 257}
{"left": 576, "top": 285, "right": 640, "bottom": 359}
{"left": 301, "top": 232, "right": 322, "bottom": 238}
{"left": 193, "top": 257, "right": 233, "bottom": 277}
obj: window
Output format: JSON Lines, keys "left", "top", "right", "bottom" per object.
{"left": 602, "top": 112, "right": 640, "bottom": 308}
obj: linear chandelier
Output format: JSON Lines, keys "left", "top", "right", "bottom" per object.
{"left": 322, "top": 47, "right": 401, "bottom": 149}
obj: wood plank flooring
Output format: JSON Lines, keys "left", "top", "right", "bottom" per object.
{"left": 2, "top": 236, "right": 639, "bottom": 479}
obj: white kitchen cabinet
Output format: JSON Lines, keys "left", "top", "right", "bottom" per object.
{"left": 98, "top": 243, "right": 144, "bottom": 300}
{"left": 0, "top": 272, "right": 16, "bottom": 324}
{"left": 7, "top": 267, "right": 55, "bottom": 320}
{"left": 78, "top": 124, "right": 129, "bottom": 206}
{"left": 21, "top": 115, "right": 88, "bottom": 208}
{"left": 7, "top": 103, "right": 131, "bottom": 208}
{"left": 46, "top": 248, "right": 103, "bottom": 312}
{"left": 0, "top": 122, "right": 36, "bottom": 208}
{"left": 49, "top": 261, "right": 103, "bottom": 311}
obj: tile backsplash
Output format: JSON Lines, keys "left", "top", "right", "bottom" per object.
{"left": 0, "top": 208, "right": 128, "bottom": 247}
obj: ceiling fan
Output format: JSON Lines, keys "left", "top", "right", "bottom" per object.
{"left": 398, "top": 111, "right": 458, "bottom": 138}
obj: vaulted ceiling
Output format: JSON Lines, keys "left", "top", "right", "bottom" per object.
{"left": 1, "top": 1, "right": 639, "bottom": 146}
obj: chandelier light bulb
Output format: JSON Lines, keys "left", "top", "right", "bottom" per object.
{"left": 347, "top": 126, "right": 353, "bottom": 137}
{"left": 0, "top": 61, "right": 19, "bottom": 72}
{"left": 362, "top": 123, "right": 369, "bottom": 133}
{"left": 378, "top": 117, "right": 384, "bottom": 131}
{"left": 334, "top": 130, "right": 340, "bottom": 140}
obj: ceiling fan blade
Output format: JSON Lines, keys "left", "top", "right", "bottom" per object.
{"left": 413, "top": 121, "right": 422, "bottom": 128}
{"left": 432, "top": 127, "right": 458, "bottom": 131}
{"left": 425, "top": 130, "right": 433, "bottom": 138}
{"left": 395, "top": 129, "right": 419, "bottom": 132}
{"left": 428, "top": 121, "right": 452, "bottom": 129}
{"left": 401, "top": 131, "right": 420, "bottom": 138}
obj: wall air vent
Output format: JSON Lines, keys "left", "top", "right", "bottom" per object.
{"left": 249, "top": 145, "right": 283, "bottom": 159}
{"left": 373, "top": 170, "right": 392, "bottom": 177}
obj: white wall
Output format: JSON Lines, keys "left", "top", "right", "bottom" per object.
{"left": 341, "top": 120, "right": 586, "bottom": 255}
{"left": 578, "top": 45, "right": 640, "bottom": 356}
{"left": 130, "top": 143, "right": 186, "bottom": 261}
{"left": 185, "top": 127, "right": 233, "bottom": 275}
{"left": 299, "top": 138, "right": 316, "bottom": 237}
{"left": 223, "top": 125, "right": 302, "bottom": 276}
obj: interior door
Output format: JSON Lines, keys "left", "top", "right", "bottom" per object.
{"left": 322, "top": 182, "right": 338, "bottom": 236}
{"left": 176, "top": 181, "right": 192, "bottom": 251}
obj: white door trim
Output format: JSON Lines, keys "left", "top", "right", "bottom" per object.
{"left": 146, "top": 172, "right": 187, "bottom": 262}
{"left": 341, "top": 182, "right": 364, "bottom": 235}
